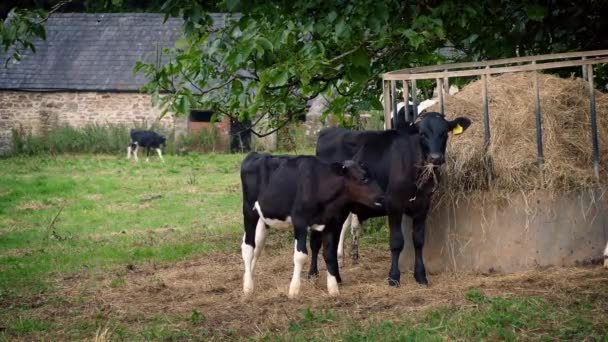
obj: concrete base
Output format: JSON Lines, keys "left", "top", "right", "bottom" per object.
{"left": 399, "top": 191, "right": 608, "bottom": 275}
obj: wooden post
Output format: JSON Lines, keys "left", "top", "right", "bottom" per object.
{"left": 391, "top": 80, "right": 398, "bottom": 129}
{"left": 582, "top": 56, "right": 588, "bottom": 81}
{"left": 402, "top": 80, "right": 410, "bottom": 123}
{"left": 383, "top": 80, "right": 392, "bottom": 130}
{"left": 411, "top": 79, "right": 418, "bottom": 120}
{"left": 437, "top": 78, "right": 445, "bottom": 116}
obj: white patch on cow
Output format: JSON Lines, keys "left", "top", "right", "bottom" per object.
{"left": 254, "top": 201, "right": 292, "bottom": 228}
{"left": 127, "top": 145, "right": 132, "bottom": 159}
{"left": 604, "top": 241, "right": 608, "bottom": 268}
{"left": 241, "top": 235, "right": 254, "bottom": 295}
{"left": 132, "top": 144, "right": 139, "bottom": 162}
{"left": 155, "top": 148, "right": 165, "bottom": 163}
{"left": 326, "top": 272, "right": 340, "bottom": 296}
{"left": 288, "top": 241, "right": 307, "bottom": 298}
{"left": 337, "top": 214, "right": 353, "bottom": 263}
{"left": 310, "top": 224, "right": 325, "bottom": 232}
{"left": 350, "top": 214, "right": 360, "bottom": 241}
{"left": 251, "top": 218, "right": 267, "bottom": 272}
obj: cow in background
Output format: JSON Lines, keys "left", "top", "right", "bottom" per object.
{"left": 127, "top": 129, "right": 166, "bottom": 162}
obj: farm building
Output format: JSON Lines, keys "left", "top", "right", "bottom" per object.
{"left": 0, "top": 13, "right": 248, "bottom": 155}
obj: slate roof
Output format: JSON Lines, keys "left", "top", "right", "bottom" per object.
{"left": 0, "top": 13, "right": 230, "bottom": 91}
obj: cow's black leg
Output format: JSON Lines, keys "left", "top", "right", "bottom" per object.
{"left": 412, "top": 217, "right": 429, "bottom": 285}
{"left": 241, "top": 208, "right": 259, "bottom": 296}
{"left": 388, "top": 213, "right": 404, "bottom": 287}
{"left": 308, "top": 230, "right": 322, "bottom": 279}
{"left": 288, "top": 223, "right": 308, "bottom": 298}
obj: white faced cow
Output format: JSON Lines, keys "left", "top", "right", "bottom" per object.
{"left": 240, "top": 152, "right": 385, "bottom": 298}
{"left": 315, "top": 111, "right": 471, "bottom": 286}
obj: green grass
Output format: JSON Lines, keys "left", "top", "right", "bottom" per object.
{"left": 0, "top": 154, "right": 245, "bottom": 298}
{"left": 269, "top": 289, "right": 606, "bottom": 341}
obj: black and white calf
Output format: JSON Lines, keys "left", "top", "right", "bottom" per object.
{"left": 316, "top": 112, "right": 471, "bottom": 286}
{"left": 240, "top": 152, "right": 385, "bottom": 298}
{"left": 127, "top": 129, "right": 166, "bottom": 162}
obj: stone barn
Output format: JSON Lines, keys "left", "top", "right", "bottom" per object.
{"left": 0, "top": 13, "right": 242, "bottom": 155}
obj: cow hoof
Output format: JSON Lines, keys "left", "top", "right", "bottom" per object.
{"left": 388, "top": 278, "right": 400, "bottom": 287}
{"left": 307, "top": 272, "right": 319, "bottom": 280}
{"left": 415, "top": 277, "right": 429, "bottom": 286}
{"left": 243, "top": 287, "right": 253, "bottom": 297}
{"left": 288, "top": 287, "right": 300, "bottom": 299}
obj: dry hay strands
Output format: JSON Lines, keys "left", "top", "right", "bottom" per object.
{"left": 430, "top": 72, "right": 608, "bottom": 198}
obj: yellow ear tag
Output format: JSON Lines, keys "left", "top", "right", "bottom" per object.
{"left": 452, "top": 123, "right": 464, "bottom": 135}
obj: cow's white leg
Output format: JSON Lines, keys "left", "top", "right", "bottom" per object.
{"left": 337, "top": 213, "right": 352, "bottom": 267}
{"left": 289, "top": 240, "right": 307, "bottom": 298}
{"left": 155, "top": 148, "right": 165, "bottom": 163}
{"left": 242, "top": 234, "right": 255, "bottom": 295}
{"left": 327, "top": 271, "right": 339, "bottom": 296}
{"left": 603, "top": 241, "right": 608, "bottom": 268}
{"left": 349, "top": 214, "right": 361, "bottom": 263}
{"left": 133, "top": 145, "right": 139, "bottom": 162}
{"left": 127, "top": 145, "right": 132, "bottom": 159}
{"left": 251, "top": 219, "right": 267, "bottom": 272}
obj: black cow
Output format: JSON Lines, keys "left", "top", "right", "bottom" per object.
{"left": 240, "top": 152, "right": 385, "bottom": 298}
{"left": 127, "top": 129, "right": 166, "bottom": 162}
{"left": 315, "top": 111, "right": 471, "bottom": 286}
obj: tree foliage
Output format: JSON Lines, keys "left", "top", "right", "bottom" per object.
{"left": 136, "top": 0, "right": 608, "bottom": 134}
{"left": 135, "top": 0, "right": 447, "bottom": 135}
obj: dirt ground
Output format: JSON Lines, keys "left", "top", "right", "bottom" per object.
{"left": 21, "top": 238, "right": 606, "bottom": 340}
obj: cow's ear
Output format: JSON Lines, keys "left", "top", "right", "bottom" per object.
{"left": 448, "top": 117, "right": 471, "bottom": 135}
{"left": 330, "top": 162, "right": 348, "bottom": 175}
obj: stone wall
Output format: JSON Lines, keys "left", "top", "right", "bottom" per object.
{"left": 0, "top": 91, "right": 174, "bottom": 155}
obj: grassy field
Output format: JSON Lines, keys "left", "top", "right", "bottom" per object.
{"left": 0, "top": 154, "right": 607, "bottom": 341}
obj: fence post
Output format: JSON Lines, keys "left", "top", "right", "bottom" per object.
{"left": 437, "top": 78, "right": 445, "bottom": 116}
{"left": 587, "top": 64, "right": 600, "bottom": 179}
{"left": 391, "top": 80, "right": 398, "bottom": 128}
{"left": 533, "top": 62, "right": 544, "bottom": 167}
{"left": 383, "top": 80, "right": 392, "bottom": 130}
{"left": 411, "top": 79, "right": 418, "bottom": 120}
{"left": 582, "top": 56, "right": 588, "bottom": 81}
{"left": 402, "top": 80, "right": 410, "bottom": 123}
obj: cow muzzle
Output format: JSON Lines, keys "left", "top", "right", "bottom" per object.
{"left": 427, "top": 152, "right": 444, "bottom": 166}
{"left": 373, "top": 196, "right": 386, "bottom": 208}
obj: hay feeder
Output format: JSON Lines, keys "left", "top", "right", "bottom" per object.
{"left": 382, "top": 50, "right": 608, "bottom": 274}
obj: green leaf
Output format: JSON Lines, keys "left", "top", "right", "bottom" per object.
{"left": 224, "top": 0, "right": 240, "bottom": 12}
{"left": 335, "top": 19, "right": 347, "bottom": 38}
{"left": 255, "top": 37, "right": 273, "bottom": 52}
{"left": 175, "top": 38, "right": 189, "bottom": 50}
{"left": 525, "top": 4, "right": 547, "bottom": 22}
{"left": 351, "top": 48, "right": 369, "bottom": 67}
{"left": 327, "top": 11, "right": 337, "bottom": 23}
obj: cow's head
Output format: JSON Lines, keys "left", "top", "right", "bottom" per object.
{"left": 331, "top": 160, "right": 385, "bottom": 209}
{"left": 414, "top": 112, "right": 471, "bottom": 166}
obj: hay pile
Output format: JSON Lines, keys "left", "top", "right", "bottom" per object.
{"left": 432, "top": 72, "right": 608, "bottom": 195}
